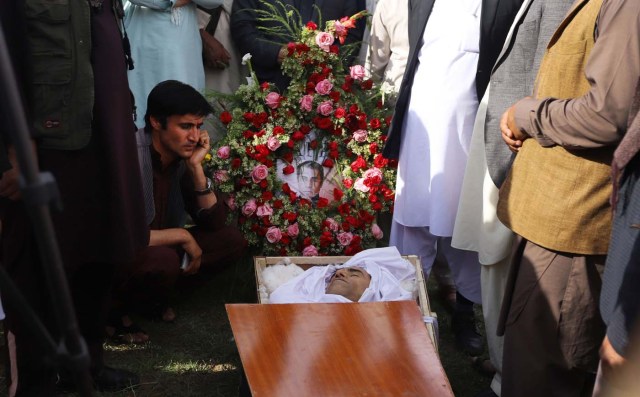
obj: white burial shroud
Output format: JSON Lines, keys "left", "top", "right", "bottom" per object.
{"left": 269, "top": 247, "right": 417, "bottom": 303}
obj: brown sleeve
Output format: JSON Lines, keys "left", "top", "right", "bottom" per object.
{"left": 514, "top": 0, "right": 640, "bottom": 149}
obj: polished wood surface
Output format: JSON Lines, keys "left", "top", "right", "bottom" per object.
{"left": 227, "top": 301, "right": 453, "bottom": 397}
{"left": 253, "top": 255, "right": 439, "bottom": 350}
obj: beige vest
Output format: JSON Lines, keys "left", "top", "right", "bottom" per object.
{"left": 497, "top": 0, "right": 612, "bottom": 255}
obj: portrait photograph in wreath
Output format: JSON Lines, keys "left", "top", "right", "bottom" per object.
{"left": 204, "top": 2, "right": 397, "bottom": 256}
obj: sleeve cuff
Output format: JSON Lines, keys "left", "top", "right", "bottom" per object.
{"left": 514, "top": 97, "right": 556, "bottom": 147}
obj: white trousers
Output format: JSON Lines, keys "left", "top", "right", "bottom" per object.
{"left": 390, "top": 221, "right": 481, "bottom": 304}
{"left": 481, "top": 257, "right": 510, "bottom": 396}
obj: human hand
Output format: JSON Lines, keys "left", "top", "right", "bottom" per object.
{"left": 0, "top": 167, "right": 21, "bottom": 200}
{"left": 599, "top": 336, "right": 627, "bottom": 384}
{"left": 181, "top": 231, "right": 202, "bottom": 275}
{"left": 0, "top": 145, "right": 27, "bottom": 201}
{"left": 201, "top": 30, "right": 231, "bottom": 69}
{"left": 187, "top": 129, "right": 211, "bottom": 169}
{"left": 173, "top": 0, "right": 191, "bottom": 7}
{"left": 500, "top": 105, "right": 528, "bottom": 153}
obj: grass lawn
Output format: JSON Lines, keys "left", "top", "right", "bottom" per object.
{"left": 1, "top": 253, "right": 492, "bottom": 396}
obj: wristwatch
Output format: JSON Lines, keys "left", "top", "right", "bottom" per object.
{"left": 195, "top": 177, "right": 213, "bottom": 195}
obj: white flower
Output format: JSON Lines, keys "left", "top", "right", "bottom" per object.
{"left": 241, "top": 53, "right": 252, "bottom": 65}
{"left": 380, "top": 81, "right": 394, "bottom": 95}
{"left": 246, "top": 76, "right": 254, "bottom": 86}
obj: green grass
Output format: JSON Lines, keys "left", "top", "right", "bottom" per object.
{"left": 1, "top": 253, "right": 491, "bottom": 396}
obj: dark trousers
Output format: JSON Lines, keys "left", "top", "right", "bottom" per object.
{"left": 499, "top": 238, "right": 605, "bottom": 397}
{"left": 115, "top": 225, "right": 245, "bottom": 314}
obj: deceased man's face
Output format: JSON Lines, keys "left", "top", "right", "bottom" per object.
{"left": 325, "top": 266, "right": 372, "bottom": 302}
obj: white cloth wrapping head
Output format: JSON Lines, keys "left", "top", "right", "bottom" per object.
{"left": 269, "top": 247, "right": 417, "bottom": 303}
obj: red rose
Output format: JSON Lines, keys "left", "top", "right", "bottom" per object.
{"left": 260, "top": 180, "right": 268, "bottom": 189}
{"left": 349, "top": 104, "right": 359, "bottom": 114}
{"left": 238, "top": 178, "right": 248, "bottom": 186}
{"left": 372, "top": 202, "right": 383, "bottom": 210}
{"left": 283, "top": 164, "right": 295, "bottom": 175}
{"left": 368, "top": 193, "right": 378, "bottom": 203}
{"left": 385, "top": 116, "right": 392, "bottom": 126}
{"left": 231, "top": 158, "right": 242, "bottom": 169}
{"left": 306, "top": 21, "right": 317, "bottom": 30}
{"left": 292, "top": 131, "right": 305, "bottom": 141}
{"left": 333, "top": 188, "right": 344, "bottom": 200}
{"left": 243, "top": 130, "right": 254, "bottom": 139}
{"left": 329, "top": 45, "right": 339, "bottom": 54}
{"left": 303, "top": 237, "right": 313, "bottom": 247}
{"left": 328, "top": 141, "right": 338, "bottom": 150}
{"left": 338, "top": 203, "right": 351, "bottom": 215}
{"left": 317, "top": 197, "right": 329, "bottom": 208}
{"left": 300, "top": 125, "right": 311, "bottom": 134}
{"left": 369, "top": 143, "right": 378, "bottom": 154}
{"left": 343, "top": 178, "right": 353, "bottom": 188}
{"left": 289, "top": 191, "right": 297, "bottom": 203}
{"left": 273, "top": 199, "right": 284, "bottom": 209}
{"left": 315, "top": 117, "right": 332, "bottom": 130}
{"left": 334, "top": 107, "right": 346, "bottom": 119}
{"left": 273, "top": 126, "right": 285, "bottom": 135}
{"left": 330, "top": 91, "right": 341, "bottom": 102}
{"left": 361, "top": 79, "right": 373, "bottom": 90}
{"left": 262, "top": 191, "right": 274, "bottom": 201}
{"left": 322, "top": 158, "right": 334, "bottom": 168}
{"left": 370, "top": 118, "right": 381, "bottom": 129}
{"left": 350, "top": 156, "right": 366, "bottom": 172}
{"left": 282, "top": 183, "right": 291, "bottom": 193}
{"left": 219, "top": 111, "right": 232, "bottom": 124}
{"left": 279, "top": 247, "right": 288, "bottom": 255}
{"left": 287, "top": 139, "right": 295, "bottom": 148}
{"left": 260, "top": 82, "right": 270, "bottom": 91}
{"left": 282, "top": 151, "right": 294, "bottom": 163}
{"left": 373, "top": 154, "right": 389, "bottom": 168}
{"left": 283, "top": 212, "right": 297, "bottom": 222}
{"left": 329, "top": 150, "right": 339, "bottom": 159}
{"left": 243, "top": 112, "right": 255, "bottom": 122}
{"left": 287, "top": 42, "right": 296, "bottom": 55}
{"left": 309, "top": 139, "right": 318, "bottom": 149}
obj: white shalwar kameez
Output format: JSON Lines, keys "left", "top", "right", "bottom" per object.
{"left": 390, "top": 0, "right": 482, "bottom": 303}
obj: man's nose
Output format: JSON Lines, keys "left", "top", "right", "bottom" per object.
{"left": 335, "top": 269, "right": 347, "bottom": 278}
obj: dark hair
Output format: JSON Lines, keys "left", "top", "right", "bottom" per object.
{"left": 296, "top": 160, "right": 324, "bottom": 180}
{"left": 144, "top": 80, "right": 213, "bottom": 130}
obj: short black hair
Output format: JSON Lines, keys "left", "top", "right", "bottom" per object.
{"left": 144, "top": 80, "right": 213, "bottom": 131}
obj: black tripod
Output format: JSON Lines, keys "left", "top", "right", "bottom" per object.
{"left": 0, "top": 18, "right": 94, "bottom": 397}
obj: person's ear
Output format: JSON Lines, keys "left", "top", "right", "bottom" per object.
{"left": 150, "top": 115, "right": 162, "bottom": 131}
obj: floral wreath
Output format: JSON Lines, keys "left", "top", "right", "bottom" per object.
{"left": 205, "top": 8, "right": 397, "bottom": 256}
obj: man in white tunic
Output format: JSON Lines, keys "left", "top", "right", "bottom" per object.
{"left": 382, "top": 0, "right": 524, "bottom": 356}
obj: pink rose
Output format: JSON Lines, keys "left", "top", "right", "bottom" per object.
{"left": 256, "top": 203, "right": 273, "bottom": 217}
{"left": 316, "top": 100, "right": 334, "bottom": 116}
{"left": 337, "top": 232, "right": 354, "bottom": 246}
{"left": 354, "top": 177, "right": 369, "bottom": 192}
{"left": 325, "top": 217, "right": 339, "bottom": 231}
{"left": 214, "top": 170, "right": 229, "bottom": 183}
{"left": 265, "top": 92, "right": 281, "bottom": 109}
{"left": 371, "top": 223, "right": 383, "bottom": 240}
{"left": 251, "top": 164, "right": 269, "bottom": 183}
{"left": 363, "top": 167, "right": 383, "bottom": 180}
{"left": 300, "top": 95, "right": 314, "bottom": 112}
{"left": 315, "top": 32, "right": 335, "bottom": 52}
{"left": 266, "top": 227, "right": 282, "bottom": 243}
{"left": 287, "top": 223, "right": 299, "bottom": 237}
{"left": 303, "top": 245, "right": 319, "bottom": 256}
{"left": 267, "top": 136, "right": 281, "bottom": 151}
{"left": 242, "top": 199, "right": 257, "bottom": 216}
{"left": 315, "top": 79, "right": 333, "bottom": 95}
{"left": 353, "top": 129, "right": 368, "bottom": 142}
{"left": 349, "top": 65, "right": 366, "bottom": 80}
{"left": 225, "top": 195, "right": 236, "bottom": 210}
{"left": 217, "top": 146, "right": 230, "bottom": 159}
{"left": 334, "top": 21, "right": 346, "bottom": 36}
